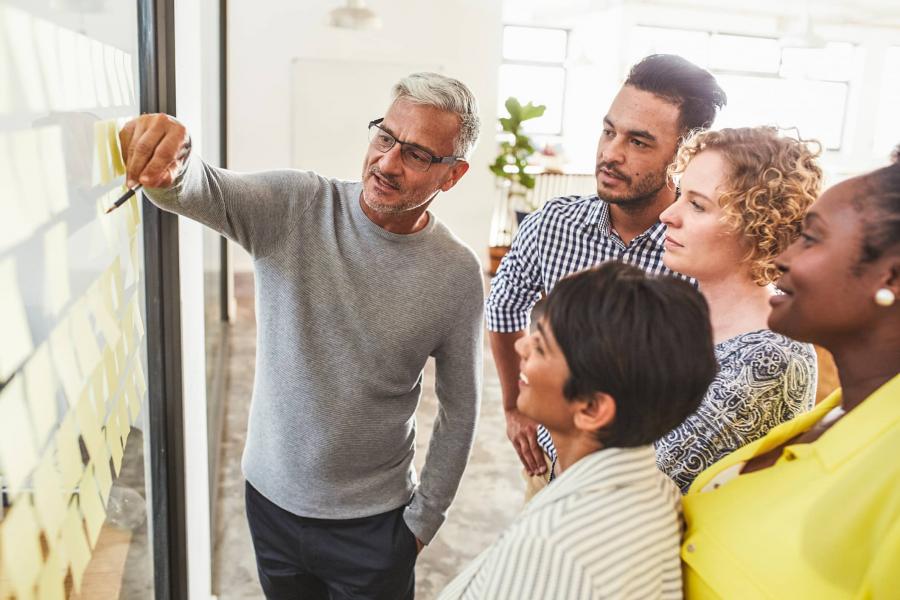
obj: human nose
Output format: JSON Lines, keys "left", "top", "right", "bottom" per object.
{"left": 514, "top": 335, "right": 529, "bottom": 360}
{"left": 597, "top": 133, "right": 625, "bottom": 165}
{"left": 377, "top": 141, "right": 404, "bottom": 173}
{"left": 659, "top": 199, "right": 681, "bottom": 228}
{"left": 774, "top": 238, "right": 797, "bottom": 274}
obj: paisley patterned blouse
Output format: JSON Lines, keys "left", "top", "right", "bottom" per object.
{"left": 654, "top": 329, "right": 817, "bottom": 493}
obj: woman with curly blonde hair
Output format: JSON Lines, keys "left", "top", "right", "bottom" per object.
{"left": 655, "top": 126, "right": 822, "bottom": 492}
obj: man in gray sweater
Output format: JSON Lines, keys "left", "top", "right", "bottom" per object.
{"left": 120, "top": 73, "right": 485, "bottom": 599}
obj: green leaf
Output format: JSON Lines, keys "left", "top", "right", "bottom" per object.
{"left": 504, "top": 97, "right": 522, "bottom": 117}
{"left": 519, "top": 102, "right": 546, "bottom": 121}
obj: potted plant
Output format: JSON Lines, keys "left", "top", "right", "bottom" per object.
{"left": 489, "top": 97, "right": 546, "bottom": 222}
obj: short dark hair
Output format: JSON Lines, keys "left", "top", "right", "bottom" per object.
{"left": 856, "top": 144, "right": 900, "bottom": 267}
{"left": 625, "top": 54, "right": 727, "bottom": 134}
{"left": 545, "top": 262, "right": 717, "bottom": 448}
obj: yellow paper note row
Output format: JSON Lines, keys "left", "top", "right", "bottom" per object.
{"left": 0, "top": 500, "right": 43, "bottom": 600}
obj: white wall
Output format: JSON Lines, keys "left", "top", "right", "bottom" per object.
{"left": 227, "top": 0, "right": 503, "bottom": 271}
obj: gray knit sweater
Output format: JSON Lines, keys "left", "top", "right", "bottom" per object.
{"left": 145, "top": 156, "right": 484, "bottom": 543}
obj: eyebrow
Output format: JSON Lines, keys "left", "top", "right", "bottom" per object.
{"left": 804, "top": 212, "right": 826, "bottom": 228}
{"left": 686, "top": 189, "right": 713, "bottom": 203}
{"left": 603, "top": 117, "right": 657, "bottom": 143}
{"left": 379, "top": 121, "right": 441, "bottom": 157}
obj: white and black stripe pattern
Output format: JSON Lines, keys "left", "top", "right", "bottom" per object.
{"left": 486, "top": 195, "right": 686, "bottom": 333}
{"left": 438, "top": 446, "right": 684, "bottom": 600}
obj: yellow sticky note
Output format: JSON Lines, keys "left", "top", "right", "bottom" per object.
{"left": 132, "top": 299, "right": 145, "bottom": 338}
{"left": 70, "top": 298, "right": 101, "bottom": 377}
{"left": 54, "top": 414, "right": 84, "bottom": 490}
{"left": 102, "top": 345, "right": 119, "bottom": 400}
{"left": 87, "top": 280, "right": 119, "bottom": 346}
{"left": 93, "top": 119, "right": 111, "bottom": 185}
{"left": 24, "top": 343, "right": 59, "bottom": 448}
{"left": 93, "top": 453, "right": 112, "bottom": 505}
{"left": 121, "top": 301, "right": 135, "bottom": 354}
{"left": 59, "top": 503, "right": 89, "bottom": 592}
{"left": 0, "top": 376, "right": 39, "bottom": 496}
{"left": 36, "top": 548, "right": 65, "bottom": 600}
{"left": 109, "top": 258, "right": 123, "bottom": 312}
{"left": 43, "top": 221, "right": 71, "bottom": 317}
{"left": 117, "top": 394, "right": 131, "bottom": 444}
{"left": 114, "top": 335, "right": 127, "bottom": 379}
{"left": 32, "top": 450, "right": 69, "bottom": 541}
{"left": 134, "top": 357, "right": 147, "bottom": 396}
{"left": 91, "top": 40, "right": 110, "bottom": 108}
{"left": 106, "top": 415, "right": 123, "bottom": 476}
{"left": 0, "top": 501, "right": 43, "bottom": 600}
{"left": 104, "top": 47, "right": 124, "bottom": 106}
{"left": 48, "top": 317, "right": 83, "bottom": 406}
{"left": 89, "top": 362, "right": 106, "bottom": 415}
{"left": 107, "top": 120, "right": 125, "bottom": 177}
{"left": 11, "top": 128, "right": 51, "bottom": 229}
{"left": 78, "top": 464, "right": 106, "bottom": 548}
{"left": 124, "top": 374, "right": 141, "bottom": 423}
{"left": 0, "top": 258, "right": 35, "bottom": 381}
{"left": 128, "top": 235, "right": 141, "bottom": 285}
{"left": 75, "top": 391, "right": 104, "bottom": 462}
{"left": 0, "top": 131, "right": 35, "bottom": 253}
{"left": 129, "top": 192, "right": 141, "bottom": 230}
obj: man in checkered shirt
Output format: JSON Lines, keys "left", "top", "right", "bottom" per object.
{"left": 486, "top": 54, "right": 726, "bottom": 485}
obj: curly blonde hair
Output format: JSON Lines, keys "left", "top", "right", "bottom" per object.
{"left": 669, "top": 127, "right": 823, "bottom": 285}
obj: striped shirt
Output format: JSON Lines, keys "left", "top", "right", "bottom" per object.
{"left": 486, "top": 195, "right": 688, "bottom": 479}
{"left": 438, "top": 446, "right": 684, "bottom": 600}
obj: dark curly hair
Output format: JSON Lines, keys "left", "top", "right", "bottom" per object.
{"left": 854, "top": 144, "right": 900, "bottom": 268}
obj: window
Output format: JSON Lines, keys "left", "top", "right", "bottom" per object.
{"left": 498, "top": 25, "right": 568, "bottom": 135}
{"left": 873, "top": 46, "right": 900, "bottom": 160}
{"left": 627, "top": 26, "right": 856, "bottom": 150}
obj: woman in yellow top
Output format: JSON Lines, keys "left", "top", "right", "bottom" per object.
{"left": 681, "top": 148, "right": 900, "bottom": 599}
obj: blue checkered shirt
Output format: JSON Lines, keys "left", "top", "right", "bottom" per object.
{"left": 486, "top": 194, "right": 690, "bottom": 477}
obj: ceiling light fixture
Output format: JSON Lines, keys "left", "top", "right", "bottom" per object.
{"left": 328, "top": 0, "right": 381, "bottom": 31}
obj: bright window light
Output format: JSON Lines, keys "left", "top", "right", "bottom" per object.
{"left": 715, "top": 74, "right": 847, "bottom": 150}
{"left": 627, "top": 26, "right": 709, "bottom": 68}
{"left": 498, "top": 64, "right": 565, "bottom": 134}
{"left": 502, "top": 26, "right": 568, "bottom": 63}
{"left": 780, "top": 43, "right": 856, "bottom": 81}
{"left": 709, "top": 34, "right": 780, "bottom": 73}
{"left": 873, "top": 46, "right": 900, "bottom": 160}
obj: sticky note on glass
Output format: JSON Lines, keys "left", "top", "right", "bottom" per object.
{"left": 109, "top": 258, "right": 123, "bottom": 312}
{"left": 11, "top": 128, "right": 52, "bottom": 230}
{"left": 70, "top": 298, "right": 102, "bottom": 377}
{"left": 93, "top": 453, "right": 112, "bottom": 505}
{"left": 37, "top": 548, "right": 65, "bottom": 600}
{"left": 93, "top": 119, "right": 112, "bottom": 185}
{"left": 102, "top": 345, "right": 119, "bottom": 401}
{"left": 117, "top": 393, "right": 131, "bottom": 442}
{"left": 0, "top": 131, "right": 35, "bottom": 253}
{"left": 134, "top": 357, "right": 147, "bottom": 397}
{"left": 91, "top": 39, "right": 110, "bottom": 108}
{"left": 88, "top": 282, "right": 119, "bottom": 346}
{"left": 114, "top": 335, "right": 127, "bottom": 379}
{"left": 0, "top": 376, "right": 39, "bottom": 497}
{"left": 3, "top": 5, "right": 46, "bottom": 111}
{"left": 124, "top": 374, "right": 141, "bottom": 423}
{"left": 0, "top": 501, "right": 43, "bottom": 600}
{"left": 24, "top": 343, "right": 59, "bottom": 448}
{"left": 43, "top": 221, "right": 72, "bottom": 317}
{"left": 55, "top": 413, "right": 85, "bottom": 490}
{"left": 48, "top": 317, "right": 84, "bottom": 406}
{"left": 75, "top": 32, "right": 96, "bottom": 109}
{"left": 60, "top": 503, "right": 90, "bottom": 592}
{"left": 78, "top": 464, "right": 106, "bottom": 548}
{"left": 106, "top": 120, "right": 125, "bottom": 177}
{"left": 0, "top": 258, "right": 35, "bottom": 381}
{"left": 75, "top": 391, "right": 105, "bottom": 463}
{"left": 33, "top": 17, "right": 65, "bottom": 111}
{"left": 106, "top": 414, "right": 124, "bottom": 476}
{"left": 32, "top": 450, "right": 69, "bottom": 541}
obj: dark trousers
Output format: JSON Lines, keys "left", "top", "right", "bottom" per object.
{"left": 245, "top": 482, "right": 417, "bottom": 600}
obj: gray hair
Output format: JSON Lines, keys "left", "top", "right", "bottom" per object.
{"left": 392, "top": 72, "right": 481, "bottom": 159}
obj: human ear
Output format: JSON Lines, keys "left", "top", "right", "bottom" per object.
{"left": 573, "top": 392, "right": 616, "bottom": 434}
{"left": 440, "top": 161, "right": 469, "bottom": 192}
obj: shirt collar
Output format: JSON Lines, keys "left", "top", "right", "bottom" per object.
{"left": 524, "top": 446, "right": 660, "bottom": 514}
{"left": 808, "top": 374, "right": 900, "bottom": 470}
{"left": 581, "top": 197, "right": 668, "bottom": 247}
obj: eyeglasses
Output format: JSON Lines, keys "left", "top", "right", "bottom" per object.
{"left": 367, "top": 118, "right": 464, "bottom": 173}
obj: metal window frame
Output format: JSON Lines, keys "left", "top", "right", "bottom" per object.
{"left": 138, "top": 0, "right": 189, "bottom": 598}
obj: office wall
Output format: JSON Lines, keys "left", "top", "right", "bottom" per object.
{"left": 227, "top": 0, "right": 503, "bottom": 271}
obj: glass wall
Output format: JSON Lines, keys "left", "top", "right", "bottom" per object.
{"left": 0, "top": 1, "right": 156, "bottom": 597}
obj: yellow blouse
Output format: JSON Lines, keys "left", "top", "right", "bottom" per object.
{"left": 681, "top": 374, "right": 900, "bottom": 599}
